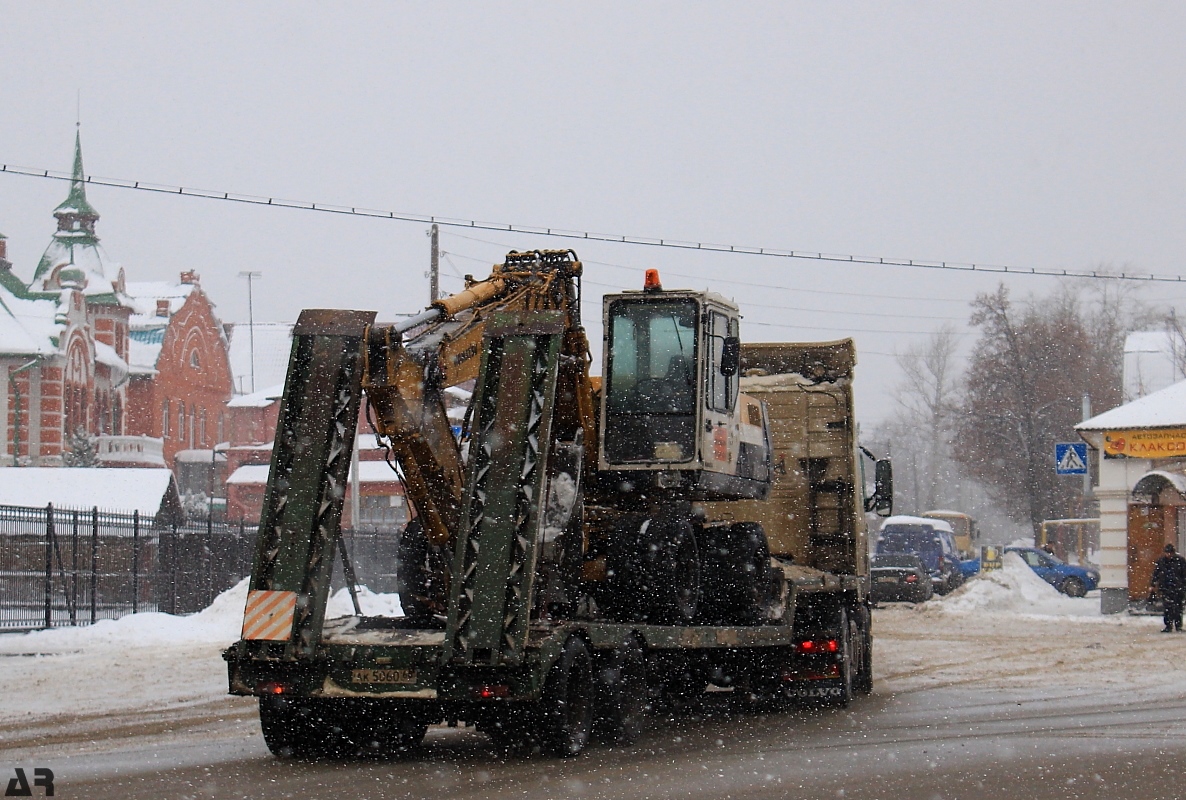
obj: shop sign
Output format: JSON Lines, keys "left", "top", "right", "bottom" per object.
{"left": 1103, "top": 428, "right": 1186, "bottom": 457}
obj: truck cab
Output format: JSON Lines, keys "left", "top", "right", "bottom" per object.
{"left": 597, "top": 277, "right": 770, "bottom": 502}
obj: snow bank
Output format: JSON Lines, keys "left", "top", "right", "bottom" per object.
{"left": 0, "top": 579, "right": 402, "bottom": 654}
{"left": 0, "top": 580, "right": 406, "bottom": 722}
{"left": 326, "top": 585, "right": 404, "bottom": 618}
{"left": 939, "top": 552, "right": 1098, "bottom": 618}
{"left": 0, "top": 579, "right": 250, "bottom": 652}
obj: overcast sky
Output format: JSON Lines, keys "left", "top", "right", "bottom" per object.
{"left": 2, "top": 2, "right": 1184, "bottom": 424}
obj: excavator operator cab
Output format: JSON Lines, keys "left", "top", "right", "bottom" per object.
{"left": 598, "top": 273, "right": 770, "bottom": 502}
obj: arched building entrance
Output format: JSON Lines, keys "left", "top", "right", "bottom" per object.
{"left": 1127, "top": 471, "right": 1186, "bottom": 601}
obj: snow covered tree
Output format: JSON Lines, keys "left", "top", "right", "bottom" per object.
{"left": 63, "top": 428, "right": 98, "bottom": 467}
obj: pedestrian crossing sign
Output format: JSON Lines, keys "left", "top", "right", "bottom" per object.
{"left": 1055, "top": 442, "right": 1088, "bottom": 475}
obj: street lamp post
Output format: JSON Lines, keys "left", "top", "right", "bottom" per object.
{"left": 238, "top": 271, "right": 262, "bottom": 393}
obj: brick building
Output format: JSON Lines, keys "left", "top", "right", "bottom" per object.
{"left": 0, "top": 132, "right": 135, "bottom": 466}
{"left": 124, "top": 273, "right": 234, "bottom": 467}
{"left": 0, "top": 132, "right": 233, "bottom": 476}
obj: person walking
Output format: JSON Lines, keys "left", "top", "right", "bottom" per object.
{"left": 1151, "top": 543, "right": 1186, "bottom": 632}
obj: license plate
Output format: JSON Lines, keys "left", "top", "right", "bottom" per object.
{"left": 875, "top": 576, "right": 898, "bottom": 583}
{"left": 351, "top": 668, "right": 417, "bottom": 684}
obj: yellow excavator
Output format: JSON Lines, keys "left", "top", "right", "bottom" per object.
{"left": 360, "top": 249, "right": 772, "bottom": 625}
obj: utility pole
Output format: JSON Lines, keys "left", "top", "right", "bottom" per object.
{"left": 1082, "top": 394, "right": 1093, "bottom": 502}
{"left": 428, "top": 223, "right": 440, "bottom": 304}
{"left": 238, "top": 271, "right": 262, "bottom": 393}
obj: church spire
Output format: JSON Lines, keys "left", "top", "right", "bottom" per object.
{"left": 53, "top": 127, "right": 99, "bottom": 230}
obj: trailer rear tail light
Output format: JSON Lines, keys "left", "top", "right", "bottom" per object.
{"left": 796, "top": 639, "right": 840, "bottom": 654}
{"left": 475, "top": 684, "right": 510, "bottom": 699}
{"left": 258, "top": 681, "right": 286, "bottom": 695}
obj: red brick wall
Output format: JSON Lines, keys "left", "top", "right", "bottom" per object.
{"left": 135, "top": 288, "right": 233, "bottom": 467}
{"left": 123, "top": 375, "right": 155, "bottom": 438}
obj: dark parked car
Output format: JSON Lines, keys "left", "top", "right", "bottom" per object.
{"left": 871, "top": 554, "right": 935, "bottom": 604}
{"left": 876, "top": 517, "right": 965, "bottom": 595}
{"left": 1004, "top": 546, "right": 1100, "bottom": 597}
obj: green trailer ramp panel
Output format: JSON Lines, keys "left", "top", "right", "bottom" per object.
{"left": 244, "top": 309, "right": 375, "bottom": 661}
{"left": 443, "top": 310, "right": 566, "bottom": 668}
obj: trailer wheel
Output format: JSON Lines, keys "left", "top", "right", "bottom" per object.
{"left": 593, "top": 634, "right": 647, "bottom": 746}
{"left": 259, "top": 696, "right": 329, "bottom": 759}
{"left": 538, "top": 636, "right": 595, "bottom": 757}
{"left": 359, "top": 704, "right": 429, "bottom": 755}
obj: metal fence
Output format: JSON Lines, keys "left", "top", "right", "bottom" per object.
{"left": 0, "top": 503, "right": 402, "bottom": 632}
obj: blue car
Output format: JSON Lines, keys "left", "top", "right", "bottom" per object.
{"left": 1004, "top": 546, "right": 1100, "bottom": 597}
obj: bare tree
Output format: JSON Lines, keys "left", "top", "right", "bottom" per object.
{"left": 954, "top": 282, "right": 1148, "bottom": 534}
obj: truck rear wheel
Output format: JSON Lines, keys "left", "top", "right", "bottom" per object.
{"left": 833, "top": 608, "right": 854, "bottom": 707}
{"left": 259, "top": 697, "right": 427, "bottom": 759}
{"left": 538, "top": 636, "right": 595, "bottom": 757}
{"left": 357, "top": 704, "right": 429, "bottom": 755}
{"left": 593, "top": 634, "right": 647, "bottom": 745}
{"left": 853, "top": 604, "right": 873, "bottom": 696}
{"left": 259, "top": 696, "right": 354, "bottom": 759}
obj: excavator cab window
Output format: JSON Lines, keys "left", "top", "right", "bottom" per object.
{"left": 707, "top": 311, "right": 740, "bottom": 413}
{"left": 604, "top": 298, "right": 698, "bottom": 463}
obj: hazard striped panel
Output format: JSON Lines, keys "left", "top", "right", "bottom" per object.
{"left": 241, "top": 590, "right": 297, "bottom": 641}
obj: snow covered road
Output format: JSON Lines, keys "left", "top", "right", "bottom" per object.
{"left": 3, "top": 558, "right": 1185, "bottom": 799}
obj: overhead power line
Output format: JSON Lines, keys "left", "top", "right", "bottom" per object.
{"left": 443, "top": 230, "right": 980, "bottom": 304}
{"left": 443, "top": 248, "right": 968, "bottom": 326}
{"left": 2, "top": 162, "right": 1179, "bottom": 284}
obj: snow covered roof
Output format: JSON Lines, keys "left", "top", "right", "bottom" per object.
{"left": 0, "top": 467, "right": 178, "bottom": 518}
{"left": 1076, "top": 378, "right": 1186, "bottom": 431}
{"left": 93, "top": 340, "right": 129, "bottom": 386}
{"left": 30, "top": 238, "right": 125, "bottom": 302}
{"left": 227, "top": 460, "right": 400, "bottom": 486}
{"left": 227, "top": 322, "right": 294, "bottom": 395}
{"left": 880, "top": 515, "right": 954, "bottom": 533}
{"left": 126, "top": 335, "right": 161, "bottom": 375}
{"left": 0, "top": 284, "right": 58, "bottom": 355}
{"left": 226, "top": 383, "right": 284, "bottom": 408}
{"left": 122, "top": 282, "right": 199, "bottom": 371}
{"left": 124, "top": 281, "right": 194, "bottom": 322}
{"left": 175, "top": 449, "right": 227, "bottom": 464}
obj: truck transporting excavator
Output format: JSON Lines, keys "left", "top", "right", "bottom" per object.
{"left": 224, "top": 249, "right": 892, "bottom": 758}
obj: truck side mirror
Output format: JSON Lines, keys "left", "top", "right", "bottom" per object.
{"left": 865, "top": 458, "right": 893, "bottom": 516}
{"left": 721, "top": 336, "right": 741, "bottom": 376}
